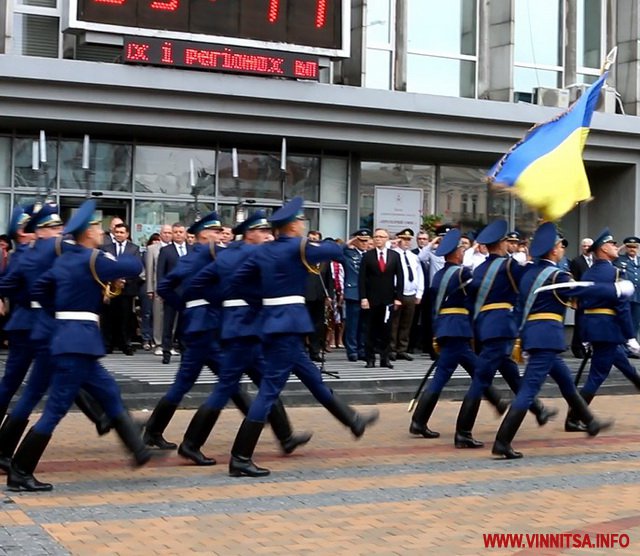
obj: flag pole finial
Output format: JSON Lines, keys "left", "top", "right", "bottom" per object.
{"left": 602, "top": 46, "right": 617, "bottom": 73}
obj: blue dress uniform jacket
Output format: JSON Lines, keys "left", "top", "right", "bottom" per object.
{"left": 615, "top": 254, "right": 640, "bottom": 303}
{"left": 190, "top": 241, "right": 262, "bottom": 341}
{"left": 431, "top": 262, "right": 473, "bottom": 340}
{"left": 157, "top": 242, "right": 222, "bottom": 336}
{"left": 32, "top": 245, "right": 142, "bottom": 357}
{"left": 0, "top": 244, "right": 33, "bottom": 332}
{"left": 470, "top": 255, "right": 525, "bottom": 341}
{"left": 580, "top": 259, "right": 635, "bottom": 342}
{"left": 342, "top": 246, "right": 365, "bottom": 301}
{"left": 230, "top": 235, "right": 344, "bottom": 336}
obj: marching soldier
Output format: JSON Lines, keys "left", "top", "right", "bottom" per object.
{"left": 565, "top": 229, "right": 640, "bottom": 432}
{"left": 409, "top": 228, "right": 508, "bottom": 439}
{"left": 455, "top": 220, "right": 556, "bottom": 449}
{"left": 0, "top": 203, "right": 109, "bottom": 473}
{"left": 8, "top": 200, "right": 154, "bottom": 491}
{"left": 492, "top": 223, "right": 623, "bottom": 460}
{"left": 177, "top": 211, "right": 312, "bottom": 466}
{"left": 225, "top": 197, "right": 379, "bottom": 478}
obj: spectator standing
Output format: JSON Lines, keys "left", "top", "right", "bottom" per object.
{"left": 146, "top": 224, "right": 173, "bottom": 354}
{"left": 342, "top": 229, "right": 370, "bottom": 362}
{"left": 304, "top": 231, "right": 332, "bottom": 362}
{"left": 615, "top": 236, "right": 640, "bottom": 348}
{"left": 569, "top": 237, "right": 594, "bottom": 358}
{"left": 140, "top": 233, "right": 160, "bottom": 350}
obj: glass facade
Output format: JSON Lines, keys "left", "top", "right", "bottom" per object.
{"left": 364, "top": 0, "right": 394, "bottom": 90}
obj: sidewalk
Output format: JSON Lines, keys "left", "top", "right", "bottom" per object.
{"left": 0, "top": 394, "right": 638, "bottom": 555}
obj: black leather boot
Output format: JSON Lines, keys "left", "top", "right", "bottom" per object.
{"left": 0, "top": 416, "right": 29, "bottom": 473}
{"left": 178, "top": 406, "right": 220, "bottom": 466}
{"left": 492, "top": 406, "right": 528, "bottom": 459}
{"left": 268, "top": 400, "right": 312, "bottom": 455}
{"left": 324, "top": 394, "right": 379, "bottom": 438}
{"left": 143, "top": 397, "right": 178, "bottom": 449}
{"left": 565, "top": 391, "right": 613, "bottom": 436}
{"left": 74, "top": 389, "right": 112, "bottom": 436}
{"left": 564, "top": 391, "right": 593, "bottom": 432}
{"left": 7, "top": 429, "right": 52, "bottom": 492}
{"left": 229, "top": 419, "right": 270, "bottom": 477}
{"left": 529, "top": 398, "right": 559, "bottom": 426}
{"left": 483, "top": 386, "right": 510, "bottom": 416}
{"left": 230, "top": 389, "right": 252, "bottom": 416}
{"left": 409, "top": 390, "right": 440, "bottom": 438}
{"left": 112, "top": 412, "right": 153, "bottom": 467}
{"left": 454, "top": 396, "right": 483, "bottom": 448}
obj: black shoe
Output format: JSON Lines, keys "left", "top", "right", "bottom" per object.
{"left": 178, "top": 442, "right": 216, "bottom": 466}
{"left": 143, "top": 431, "right": 177, "bottom": 450}
{"left": 281, "top": 431, "right": 313, "bottom": 455}
{"left": 454, "top": 432, "right": 484, "bottom": 449}
{"left": 347, "top": 355, "right": 358, "bottom": 362}
{"left": 586, "top": 417, "right": 614, "bottom": 437}
{"left": 535, "top": 406, "right": 559, "bottom": 427}
{"left": 397, "top": 353, "right": 414, "bottom": 361}
{"left": 229, "top": 455, "right": 270, "bottom": 477}
{"left": 350, "top": 409, "right": 380, "bottom": 438}
{"left": 409, "top": 421, "right": 440, "bottom": 438}
{"left": 122, "top": 346, "right": 135, "bottom": 356}
{"left": 162, "top": 354, "right": 171, "bottom": 365}
{"left": 364, "top": 360, "right": 375, "bottom": 368}
{"left": 380, "top": 359, "right": 394, "bottom": 369}
{"left": 564, "top": 416, "right": 587, "bottom": 432}
{"left": 7, "top": 467, "right": 53, "bottom": 492}
{"left": 389, "top": 352, "right": 397, "bottom": 361}
{"left": 310, "top": 354, "right": 325, "bottom": 363}
{"left": 491, "top": 440, "right": 523, "bottom": 459}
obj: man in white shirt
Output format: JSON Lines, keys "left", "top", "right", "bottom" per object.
{"left": 391, "top": 229, "right": 424, "bottom": 361}
{"left": 418, "top": 224, "right": 455, "bottom": 281}
{"left": 146, "top": 224, "right": 173, "bottom": 354}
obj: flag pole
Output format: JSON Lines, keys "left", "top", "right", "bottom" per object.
{"left": 601, "top": 46, "right": 617, "bottom": 74}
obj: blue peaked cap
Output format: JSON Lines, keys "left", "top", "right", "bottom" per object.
{"left": 8, "top": 206, "right": 30, "bottom": 238}
{"left": 530, "top": 222, "right": 568, "bottom": 258}
{"left": 233, "top": 210, "right": 270, "bottom": 236}
{"left": 63, "top": 199, "right": 100, "bottom": 237}
{"left": 187, "top": 211, "right": 222, "bottom": 235}
{"left": 268, "top": 196, "right": 305, "bottom": 228}
{"left": 476, "top": 219, "right": 508, "bottom": 245}
{"left": 23, "top": 202, "right": 62, "bottom": 234}
{"left": 589, "top": 228, "right": 615, "bottom": 253}
{"left": 435, "top": 228, "right": 462, "bottom": 257}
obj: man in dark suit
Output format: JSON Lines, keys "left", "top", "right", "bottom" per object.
{"left": 569, "top": 237, "right": 594, "bottom": 358}
{"left": 157, "top": 222, "right": 192, "bottom": 364}
{"left": 359, "top": 228, "right": 404, "bottom": 368}
{"left": 101, "top": 216, "right": 123, "bottom": 249}
{"left": 102, "top": 222, "right": 141, "bottom": 355}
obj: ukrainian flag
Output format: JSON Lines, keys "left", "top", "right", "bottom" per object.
{"left": 486, "top": 71, "right": 608, "bottom": 221}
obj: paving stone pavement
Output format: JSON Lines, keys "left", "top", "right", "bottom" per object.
{"left": 0, "top": 395, "right": 639, "bottom": 555}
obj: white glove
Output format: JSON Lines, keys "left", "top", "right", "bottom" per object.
{"left": 615, "top": 280, "right": 635, "bottom": 298}
{"left": 627, "top": 338, "right": 640, "bottom": 355}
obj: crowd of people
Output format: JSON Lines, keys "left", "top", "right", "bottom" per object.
{"left": 0, "top": 196, "right": 639, "bottom": 491}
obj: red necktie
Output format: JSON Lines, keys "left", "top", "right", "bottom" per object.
{"left": 378, "top": 251, "right": 386, "bottom": 272}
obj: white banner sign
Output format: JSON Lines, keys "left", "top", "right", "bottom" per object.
{"left": 374, "top": 186, "right": 423, "bottom": 243}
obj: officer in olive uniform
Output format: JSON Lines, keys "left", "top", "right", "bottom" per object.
{"left": 455, "top": 220, "right": 556, "bottom": 450}
{"left": 8, "top": 200, "right": 153, "bottom": 491}
{"left": 343, "top": 228, "right": 371, "bottom": 361}
{"left": 492, "top": 223, "right": 622, "bottom": 460}
{"left": 565, "top": 229, "right": 640, "bottom": 432}
{"left": 226, "top": 197, "right": 379, "bottom": 478}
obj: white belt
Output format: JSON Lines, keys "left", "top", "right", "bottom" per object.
{"left": 185, "top": 299, "right": 210, "bottom": 309}
{"left": 223, "top": 299, "right": 249, "bottom": 308}
{"left": 55, "top": 311, "right": 100, "bottom": 323}
{"left": 30, "top": 301, "right": 42, "bottom": 309}
{"left": 263, "top": 295, "right": 305, "bottom": 306}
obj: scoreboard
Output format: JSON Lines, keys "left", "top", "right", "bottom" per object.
{"left": 64, "top": 0, "right": 349, "bottom": 58}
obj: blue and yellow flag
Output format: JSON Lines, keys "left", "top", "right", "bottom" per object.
{"left": 486, "top": 72, "right": 608, "bottom": 221}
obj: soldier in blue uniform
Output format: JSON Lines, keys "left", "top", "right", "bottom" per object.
{"left": 492, "top": 222, "right": 621, "bottom": 460}
{"left": 0, "top": 203, "right": 109, "bottom": 473}
{"left": 145, "top": 211, "right": 240, "bottom": 449}
{"left": 564, "top": 229, "right": 640, "bottom": 432}
{"left": 176, "top": 211, "right": 312, "bottom": 466}
{"left": 342, "top": 229, "right": 371, "bottom": 361}
{"left": 409, "top": 228, "right": 508, "bottom": 439}
{"left": 8, "top": 200, "right": 155, "bottom": 491}
{"left": 454, "top": 220, "right": 557, "bottom": 449}
{"left": 0, "top": 206, "right": 36, "bottom": 425}
{"left": 226, "top": 197, "right": 379, "bottom": 477}
{"left": 615, "top": 236, "right": 640, "bottom": 346}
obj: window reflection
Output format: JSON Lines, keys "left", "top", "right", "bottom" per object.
{"left": 407, "top": 55, "right": 475, "bottom": 98}
{"left": 408, "top": 0, "right": 476, "bottom": 55}
{"left": 0, "top": 138, "right": 10, "bottom": 188}
{"left": 320, "top": 208, "right": 348, "bottom": 240}
{"left": 365, "top": 49, "right": 392, "bottom": 90}
{"left": 133, "top": 200, "right": 213, "bottom": 246}
{"left": 366, "top": 0, "right": 392, "bottom": 45}
{"left": 513, "top": 67, "right": 561, "bottom": 94}
{"left": 577, "top": 0, "right": 602, "bottom": 70}
{"left": 13, "top": 138, "right": 58, "bottom": 192}
{"left": 514, "top": 0, "right": 563, "bottom": 66}
{"left": 437, "top": 166, "right": 487, "bottom": 232}
{"left": 321, "top": 158, "right": 348, "bottom": 204}
{"left": 60, "top": 140, "right": 132, "bottom": 192}
{"left": 134, "top": 146, "right": 215, "bottom": 196}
